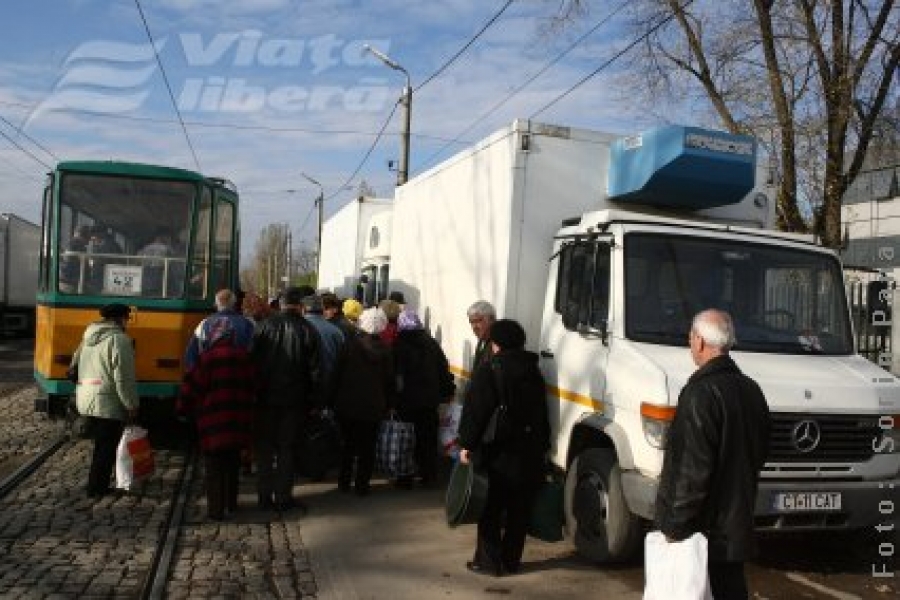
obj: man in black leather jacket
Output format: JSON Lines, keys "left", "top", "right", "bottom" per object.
{"left": 252, "top": 286, "right": 322, "bottom": 512}
{"left": 655, "top": 309, "right": 770, "bottom": 600}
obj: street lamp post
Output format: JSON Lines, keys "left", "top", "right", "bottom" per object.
{"left": 301, "top": 173, "right": 324, "bottom": 286}
{"left": 365, "top": 44, "right": 411, "bottom": 186}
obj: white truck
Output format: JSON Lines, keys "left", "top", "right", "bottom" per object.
{"left": 0, "top": 213, "right": 40, "bottom": 336}
{"left": 318, "top": 196, "right": 392, "bottom": 305}
{"left": 387, "top": 120, "right": 900, "bottom": 561}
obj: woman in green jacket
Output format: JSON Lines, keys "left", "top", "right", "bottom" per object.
{"left": 72, "top": 303, "right": 139, "bottom": 498}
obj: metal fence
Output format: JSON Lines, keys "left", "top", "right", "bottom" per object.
{"left": 845, "top": 267, "right": 894, "bottom": 369}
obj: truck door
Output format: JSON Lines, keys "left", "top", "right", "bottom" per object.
{"left": 540, "top": 238, "right": 612, "bottom": 466}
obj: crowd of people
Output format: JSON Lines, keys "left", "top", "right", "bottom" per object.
{"left": 176, "top": 286, "right": 459, "bottom": 517}
{"left": 69, "top": 285, "right": 770, "bottom": 597}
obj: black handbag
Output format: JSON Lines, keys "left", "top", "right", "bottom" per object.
{"left": 295, "top": 410, "right": 342, "bottom": 480}
{"left": 445, "top": 460, "right": 489, "bottom": 527}
{"left": 528, "top": 478, "right": 565, "bottom": 542}
{"left": 481, "top": 361, "right": 509, "bottom": 445}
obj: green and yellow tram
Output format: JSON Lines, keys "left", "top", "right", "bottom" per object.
{"left": 34, "top": 161, "right": 240, "bottom": 417}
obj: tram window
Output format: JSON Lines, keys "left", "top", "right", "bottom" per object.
{"left": 57, "top": 173, "right": 194, "bottom": 297}
{"left": 212, "top": 199, "right": 235, "bottom": 293}
{"left": 39, "top": 185, "right": 52, "bottom": 292}
{"left": 188, "top": 189, "right": 213, "bottom": 299}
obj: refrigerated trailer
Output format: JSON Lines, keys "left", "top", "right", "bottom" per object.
{"left": 0, "top": 213, "right": 39, "bottom": 336}
{"left": 318, "top": 196, "right": 392, "bottom": 304}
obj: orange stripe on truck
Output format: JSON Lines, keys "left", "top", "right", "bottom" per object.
{"left": 449, "top": 363, "right": 604, "bottom": 412}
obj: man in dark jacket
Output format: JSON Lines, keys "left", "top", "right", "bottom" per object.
{"left": 655, "top": 309, "right": 771, "bottom": 599}
{"left": 458, "top": 319, "right": 550, "bottom": 577}
{"left": 252, "top": 286, "right": 321, "bottom": 512}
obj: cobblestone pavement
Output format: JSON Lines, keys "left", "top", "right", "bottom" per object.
{"left": 1, "top": 384, "right": 319, "bottom": 599}
{"left": 165, "top": 462, "right": 318, "bottom": 599}
{"left": 0, "top": 385, "right": 64, "bottom": 480}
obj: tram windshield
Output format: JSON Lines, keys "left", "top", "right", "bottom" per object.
{"left": 57, "top": 173, "right": 195, "bottom": 298}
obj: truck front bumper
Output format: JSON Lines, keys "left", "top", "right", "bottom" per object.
{"left": 622, "top": 470, "right": 900, "bottom": 531}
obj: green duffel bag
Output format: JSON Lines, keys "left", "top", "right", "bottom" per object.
{"left": 445, "top": 460, "right": 488, "bottom": 527}
{"left": 528, "top": 479, "right": 565, "bottom": 542}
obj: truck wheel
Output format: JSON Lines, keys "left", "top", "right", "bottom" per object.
{"left": 564, "top": 448, "right": 642, "bottom": 563}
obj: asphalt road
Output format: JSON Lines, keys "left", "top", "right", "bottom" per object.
{"left": 290, "top": 468, "right": 898, "bottom": 600}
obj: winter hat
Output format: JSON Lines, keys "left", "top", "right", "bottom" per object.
{"left": 342, "top": 299, "right": 364, "bottom": 322}
{"left": 359, "top": 307, "right": 388, "bottom": 335}
{"left": 489, "top": 319, "right": 526, "bottom": 350}
{"left": 379, "top": 299, "right": 401, "bottom": 322}
{"left": 283, "top": 287, "right": 307, "bottom": 306}
{"left": 100, "top": 303, "right": 130, "bottom": 319}
{"left": 397, "top": 309, "right": 423, "bottom": 332}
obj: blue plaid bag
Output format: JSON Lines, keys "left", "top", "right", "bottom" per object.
{"left": 375, "top": 417, "right": 416, "bottom": 477}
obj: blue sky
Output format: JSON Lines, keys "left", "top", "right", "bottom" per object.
{"left": 0, "top": 0, "right": 674, "bottom": 263}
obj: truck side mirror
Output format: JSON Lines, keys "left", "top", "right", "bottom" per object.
{"left": 577, "top": 320, "right": 609, "bottom": 345}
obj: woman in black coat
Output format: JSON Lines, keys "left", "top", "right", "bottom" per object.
{"left": 331, "top": 307, "right": 395, "bottom": 496}
{"left": 457, "top": 319, "right": 550, "bottom": 577}
{"left": 393, "top": 310, "right": 455, "bottom": 487}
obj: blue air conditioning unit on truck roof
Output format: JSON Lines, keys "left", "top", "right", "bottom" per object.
{"left": 607, "top": 125, "right": 757, "bottom": 210}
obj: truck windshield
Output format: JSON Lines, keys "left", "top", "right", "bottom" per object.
{"left": 624, "top": 233, "right": 853, "bottom": 355}
{"left": 57, "top": 173, "right": 195, "bottom": 298}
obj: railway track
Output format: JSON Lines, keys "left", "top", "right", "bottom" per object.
{"left": 0, "top": 381, "right": 201, "bottom": 598}
{"left": 140, "top": 447, "right": 196, "bottom": 600}
{"left": 0, "top": 434, "right": 69, "bottom": 499}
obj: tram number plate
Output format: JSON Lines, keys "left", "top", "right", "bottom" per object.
{"left": 772, "top": 492, "right": 842, "bottom": 512}
{"left": 104, "top": 265, "right": 143, "bottom": 295}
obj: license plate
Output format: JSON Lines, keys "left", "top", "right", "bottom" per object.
{"left": 772, "top": 492, "right": 842, "bottom": 512}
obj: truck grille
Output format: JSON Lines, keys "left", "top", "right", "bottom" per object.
{"left": 768, "top": 413, "right": 882, "bottom": 463}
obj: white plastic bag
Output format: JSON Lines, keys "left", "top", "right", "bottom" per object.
{"left": 115, "top": 426, "right": 155, "bottom": 490}
{"left": 438, "top": 402, "right": 462, "bottom": 459}
{"left": 644, "top": 531, "right": 713, "bottom": 600}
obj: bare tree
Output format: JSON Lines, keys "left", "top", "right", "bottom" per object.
{"left": 291, "top": 241, "right": 318, "bottom": 286}
{"left": 557, "top": 0, "right": 899, "bottom": 247}
{"left": 248, "top": 223, "right": 290, "bottom": 297}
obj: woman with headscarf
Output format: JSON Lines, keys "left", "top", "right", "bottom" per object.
{"left": 71, "top": 303, "right": 139, "bottom": 498}
{"left": 178, "top": 315, "right": 257, "bottom": 520}
{"left": 393, "top": 309, "right": 455, "bottom": 488}
{"left": 330, "top": 307, "right": 395, "bottom": 496}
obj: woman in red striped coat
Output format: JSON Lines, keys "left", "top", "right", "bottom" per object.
{"left": 179, "top": 326, "right": 257, "bottom": 520}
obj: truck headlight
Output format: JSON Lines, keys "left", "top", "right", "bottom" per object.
{"left": 641, "top": 402, "right": 676, "bottom": 449}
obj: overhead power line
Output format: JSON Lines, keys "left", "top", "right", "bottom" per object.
{"left": 417, "top": 0, "right": 631, "bottom": 169}
{"left": 0, "top": 125, "right": 52, "bottom": 170}
{"left": 327, "top": 101, "right": 399, "bottom": 202}
{"left": 134, "top": 0, "right": 202, "bottom": 172}
{"left": 0, "top": 99, "right": 458, "bottom": 143}
{"left": 415, "top": 0, "right": 515, "bottom": 93}
{"left": 530, "top": 0, "right": 694, "bottom": 118}
{"left": 0, "top": 113, "right": 58, "bottom": 164}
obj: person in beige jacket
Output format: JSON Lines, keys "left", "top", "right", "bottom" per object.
{"left": 72, "top": 303, "right": 139, "bottom": 498}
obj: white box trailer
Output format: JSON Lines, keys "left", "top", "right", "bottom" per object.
{"left": 389, "top": 120, "right": 900, "bottom": 562}
{"left": 0, "top": 213, "right": 39, "bottom": 336}
{"left": 318, "top": 196, "right": 392, "bottom": 301}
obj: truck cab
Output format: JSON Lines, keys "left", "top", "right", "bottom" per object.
{"left": 541, "top": 127, "right": 900, "bottom": 561}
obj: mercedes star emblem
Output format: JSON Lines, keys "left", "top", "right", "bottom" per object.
{"left": 791, "top": 420, "right": 822, "bottom": 454}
